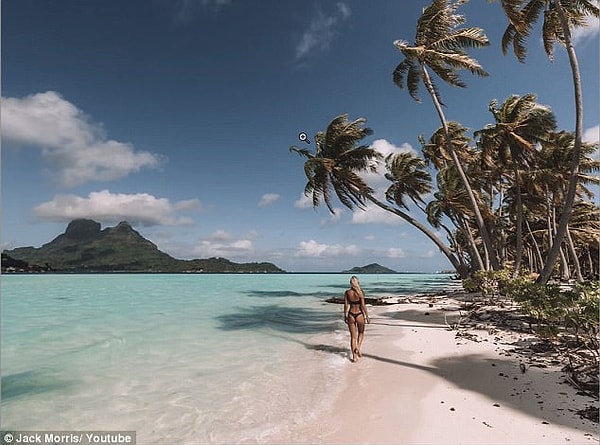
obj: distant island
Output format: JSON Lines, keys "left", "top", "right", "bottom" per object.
{"left": 342, "top": 263, "right": 397, "bottom": 274}
{"left": 2, "top": 219, "right": 285, "bottom": 273}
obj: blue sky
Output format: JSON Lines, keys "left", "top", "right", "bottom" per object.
{"left": 2, "top": 0, "right": 599, "bottom": 272}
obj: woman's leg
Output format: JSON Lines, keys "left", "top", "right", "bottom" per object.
{"left": 347, "top": 319, "right": 358, "bottom": 362}
{"left": 356, "top": 317, "right": 366, "bottom": 356}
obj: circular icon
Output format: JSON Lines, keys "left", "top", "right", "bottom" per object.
{"left": 298, "top": 132, "right": 311, "bottom": 144}
{"left": 4, "top": 433, "right": 14, "bottom": 443}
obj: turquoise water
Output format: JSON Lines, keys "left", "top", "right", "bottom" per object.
{"left": 1, "top": 273, "right": 455, "bottom": 443}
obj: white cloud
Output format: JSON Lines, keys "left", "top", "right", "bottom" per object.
{"left": 192, "top": 231, "right": 255, "bottom": 258}
{"left": 420, "top": 250, "right": 437, "bottom": 259}
{"left": 1, "top": 91, "right": 162, "bottom": 186}
{"left": 583, "top": 125, "right": 600, "bottom": 160}
{"left": 572, "top": 16, "right": 600, "bottom": 45}
{"left": 295, "top": 2, "right": 351, "bottom": 62}
{"left": 386, "top": 247, "right": 406, "bottom": 259}
{"left": 294, "top": 193, "right": 314, "bottom": 209}
{"left": 351, "top": 203, "right": 403, "bottom": 226}
{"left": 370, "top": 139, "right": 417, "bottom": 158}
{"left": 365, "top": 139, "right": 418, "bottom": 195}
{"left": 32, "top": 190, "right": 200, "bottom": 226}
{"left": 583, "top": 125, "right": 599, "bottom": 143}
{"left": 323, "top": 207, "right": 344, "bottom": 225}
{"left": 258, "top": 193, "right": 280, "bottom": 207}
{"left": 295, "top": 239, "right": 360, "bottom": 257}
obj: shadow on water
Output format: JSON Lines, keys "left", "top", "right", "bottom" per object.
{"left": 1, "top": 370, "right": 73, "bottom": 402}
{"left": 245, "top": 290, "right": 337, "bottom": 298}
{"left": 216, "top": 304, "right": 339, "bottom": 334}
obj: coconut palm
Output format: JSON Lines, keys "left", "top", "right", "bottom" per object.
{"left": 290, "top": 114, "right": 467, "bottom": 277}
{"left": 476, "top": 94, "right": 557, "bottom": 276}
{"left": 392, "top": 0, "right": 499, "bottom": 270}
{"left": 290, "top": 114, "right": 379, "bottom": 214}
{"left": 384, "top": 151, "right": 432, "bottom": 211}
{"left": 427, "top": 167, "right": 485, "bottom": 272}
{"left": 498, "top": 0, "right": 600, "bottom": 283}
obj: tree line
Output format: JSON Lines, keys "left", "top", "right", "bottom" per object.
{"left": 291, "top": 0, "right": 599, "bottom": 284}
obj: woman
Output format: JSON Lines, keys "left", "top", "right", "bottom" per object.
{"left": 344, "top": 275, "right": 370, "bottom": 362}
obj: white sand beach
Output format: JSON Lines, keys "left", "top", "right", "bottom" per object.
{"left": 318, "top": 297, "right": 599, "bottom": 444}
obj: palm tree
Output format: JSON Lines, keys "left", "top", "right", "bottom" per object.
{"left": 392, "top": 0, "right": 499, "bottom": 270}
{"left": 427, "top": 167, "right": 485, "bottom": 272}
{"left": 476, "top": 94, "right": 557, "bottom": 276}
{"left": 289, "top": 114, "right": 379, "bottom": 214}
{"left": 384, "top": 151, "right": 432, "bottom": 211}
{"left": 420, "top": 122, "right": 493, "bottom": 271}
{"left": 498, "top": 0, "right": 599, "bottom": 283}
{"left": 290, "top": 114, "right": 467, "bottom": 277}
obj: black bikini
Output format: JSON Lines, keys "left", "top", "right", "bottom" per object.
{"left": 347, "top": 299, "right": 364, "bottom": 321}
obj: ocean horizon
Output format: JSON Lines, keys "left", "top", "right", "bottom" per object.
{"left": 1, "top": 273, "right": 456, "bottom": 443}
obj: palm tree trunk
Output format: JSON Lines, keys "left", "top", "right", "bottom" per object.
{"left": 513, "top": 166, "right": 524, "bottom": 277}
{"left": 565, "top": 225, "right": 583, "bottom": 282}
{"left": 538, "top": 3, "right": 584, "bottom": 284}
{"left": 364, "top": 194, "right": 467, "bottom": 277}
{"left": 559, "top": 245, "right": 570, "bottom": 281}
{"left": 420, "top": 64, "right": 499, "bottom": 271}
{"left": 525, "top": 218, "right": 544, "bottom": 274}
{"left": 460, "top": 218, "right": 485, "bottom": 272}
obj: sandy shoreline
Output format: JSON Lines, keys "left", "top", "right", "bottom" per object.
{"left": 316, "top": 296, "right": 598, "bottom": 444}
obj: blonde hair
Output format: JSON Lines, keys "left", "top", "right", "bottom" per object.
{"left": 350, "top": 275, "right": 364, "bottom": 297}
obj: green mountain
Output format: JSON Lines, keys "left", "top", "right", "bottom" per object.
{"left": 3, "top": 219, "right": 284, "bottom": 273}
{"left": 343, "top": 263, "right": 397, "bottom": 274}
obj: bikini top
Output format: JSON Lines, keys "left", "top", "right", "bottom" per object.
{"left": 348, "top": 298, "right": 361, "bottom": 306}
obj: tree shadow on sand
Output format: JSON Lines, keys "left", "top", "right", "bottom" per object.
{"left": 356, "top": 351, "right": 596, "bottom": 433}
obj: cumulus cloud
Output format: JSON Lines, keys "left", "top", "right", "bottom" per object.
{"left": 584, "top": 125, "right": 600, "bottom": 160}
{"left": 572, "top": 16, "right": 600, "bottom": 45}
{"left": 294, "top": 193, "right": 314, "bottom": 209}
{"left": 295, "top": 239, "right": 360, "bottom": 257}
{"left": 191, "top": 230, "right": 256, "bottom": 258}
{"left": 583, "top": 125, "right": 599, "bottom": 143}
{"left": 386, "top": 247, "right": 406, "bottom": 259}
{"left": 365, "top": 139, "right": 418, "bottom": 193}
{"left": 351, "top": 203, "right": 403, "bottom": 226}
{"left": 32, "top": 190, "right": 200, "bottom": 226}
{"left": 294, "top": 2, "right": 351, "bottom": 62}
{"left": 258, "top": 193, "right": 280, "bottom": 207}
{"left": 1, "top": 91, "right": 162, "bottom": 186}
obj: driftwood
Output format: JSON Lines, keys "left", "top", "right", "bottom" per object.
{"left": 325, "top": 296, "right": 394, "bottom": 306}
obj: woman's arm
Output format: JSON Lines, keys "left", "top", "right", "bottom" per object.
{"left": 343, "top": 290, "right": 349, "bottom": 323}
{"left": 360, "top": 293, "right": 370, "bottom": 323}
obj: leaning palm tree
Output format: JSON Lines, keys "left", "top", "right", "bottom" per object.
{"left": 476, "top": 94, "right": 557, "bottom": 276}
{"left": 384, "top": 151, "right": 432, "bottom": 212}
{"left": 290, "top": 114, "right": 379, "bottom": 213}
{"left": 498, "top": 0, "right": 600, "bottom": 283}
{"left": 290, "top": 114, "right": 467, "bottom": 277}
{"left": 392, "top": 0, "right": 499, "bottom": 270}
